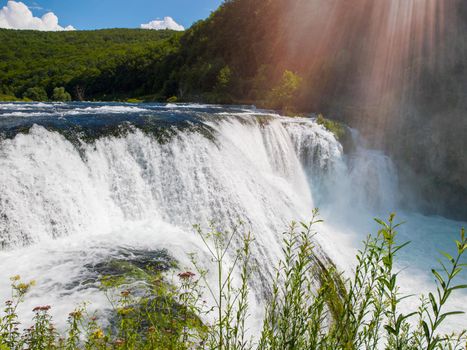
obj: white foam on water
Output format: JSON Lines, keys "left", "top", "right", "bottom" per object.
{"left": 165, "top": 103, "right": 224, "bottom": 109}
{"left": 0, "top": 112, "right": 58, "bottom": 117}
{"left": 78, "top": 106, "right": 150, "bottom": 113}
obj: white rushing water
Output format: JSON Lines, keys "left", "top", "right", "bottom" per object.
{"left": 0, "top": 103, "right": 465, "bottom": 334}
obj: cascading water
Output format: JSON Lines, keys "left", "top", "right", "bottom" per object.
{"left": 0, "top": 102, "right": 465, "bottom": 333}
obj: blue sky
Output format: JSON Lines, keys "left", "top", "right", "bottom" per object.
{"left": 0, "top": 0, "right": 223, "bottom": 30}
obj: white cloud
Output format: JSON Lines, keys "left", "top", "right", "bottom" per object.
{"left": 141, "top": 16, "right": 184, "bottom": 31}
{"left": 0, "top": 1, "right": 74, "bottom": 31}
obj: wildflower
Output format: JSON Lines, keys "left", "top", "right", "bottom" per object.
{"left": 32, "top": 305, "right": 51, "bottom": 312}
{"left": 16, "top": 283, "right": 29, "bottom": 291}
{"left": 178, "top": 271, "right": 196, "bottom": 280}
{"left": 69, "top": 310, "right": 83, "bottom": 318}
{"left": 92, "top": 328, "right": 104, "bottom": 339}
{"left": 10, "top": 275, "right": 20, "bottom": 281}
{"left": 15, "top": 281, "right": 34, "bottom": 295}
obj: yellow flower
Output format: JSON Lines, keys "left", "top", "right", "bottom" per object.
{"left": 92, "top": 329, "right": 104, "bottom": 339}
{"left": 10, "top": 275, "right": 20, "bottom": 281}
{"left": 17, "top": 282, "right": 29, "bottom": 291}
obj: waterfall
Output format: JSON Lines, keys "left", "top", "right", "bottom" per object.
{"left": 0, "top": 103, "right": 465, "bottom": 333}
{"left": 1, "top": 116, "right": 313, "bottom": 249}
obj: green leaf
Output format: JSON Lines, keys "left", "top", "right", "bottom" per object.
{"left": 439, "top": 250, "right": 455, "bottom": 263}
{"left": 440, "top": 310, "right": 464, "bottom": 317}
{"left": 429, "top": 293, "right": 438, "bottom": 317}
{"left": 384, "top": 325, "right": 397, "bottom": 335}
{"left": 392, "top": 221, "right": 407, "bottom": 229}
{"left": 422, "top": 321, "right": 431, "bottom": 342}
{"left": 449, "top": 284, "right": 467, "bottom": 291}
{"left": 393, "top": 241, "right": 411, "bottom": 254}
{"left": 431, "top": 269, "right": 445, "bottom": 288}
{"left": 451, "top": 267, "right": 462, "bottom": 279}
{"left": 374, "top": 218, "right": 388, "bottom": 228}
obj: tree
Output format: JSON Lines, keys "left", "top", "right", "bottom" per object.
{"left": 52, "top": 87, "right": 71, "bottom": 101}
{"left": 216, "top": 65, "right": 232, "bottom": 90}
{"left": 266, "top": 70, "right": 303, "bottom": 112}
{"left": 23, "top": 87, "right": 48, "bottom": 101}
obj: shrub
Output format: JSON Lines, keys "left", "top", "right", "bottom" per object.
{"left": 216, "top": 65, "right": 232, "bottom": 91}
{"left": 22, "top": 87, "right": 48, "bottom": 101}
{"left": 316, "top": 113, "right": 346, "bottom": 139}
{"left": 52, "top": 87, "right": 72, "bottom": 102}
{"left": 265, "top": 70, "right": 303, "bottom": 112}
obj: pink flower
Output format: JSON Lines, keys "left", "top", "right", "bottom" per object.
{"left": 178, "top": 271, "right": 196, "bottom": 280}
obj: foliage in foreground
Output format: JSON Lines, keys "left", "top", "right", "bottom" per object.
{"left": 0, "top": 212, "right": 466, "bottom": 349}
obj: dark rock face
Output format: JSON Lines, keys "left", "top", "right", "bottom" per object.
{"left": 85, "top": 248, "right": 177, "bottom": 277}
{"left": 64, "top": 248, "right": 177, "bottom": 291}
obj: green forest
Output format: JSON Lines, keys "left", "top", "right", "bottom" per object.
{"left": 0, "top": 28, "right": 179, "bottom": 102}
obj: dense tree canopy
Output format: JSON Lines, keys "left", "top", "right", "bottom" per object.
{"left": 0, "top": 28, "right": 178, "bottom": 101}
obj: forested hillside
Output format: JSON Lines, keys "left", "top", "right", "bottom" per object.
{"left": 0, "top": 28, "right": 179, "bottom": 101}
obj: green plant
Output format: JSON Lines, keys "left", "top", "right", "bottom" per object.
{"left": 216, "top": 65, "right": 232, "bottom": 91}
{"left": 191, "top": 222, "right": 254, "bottom": 349}
{"left": 265, "top": 70, "right": 303, "bottom": 112}
{"left": 23, "top": 87, "right": 48, "bottom": 101}
{"left": 316, "top": 113, "right": 346, "bottom": 140}
{"left": 52, "top": 87, "right": 72, "bottom": 102}
{"left": 259, "top": 209, "right": 324, "bottom": 349}
{"left": 418, "top": 228, "right": 467, "bottom": 350}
